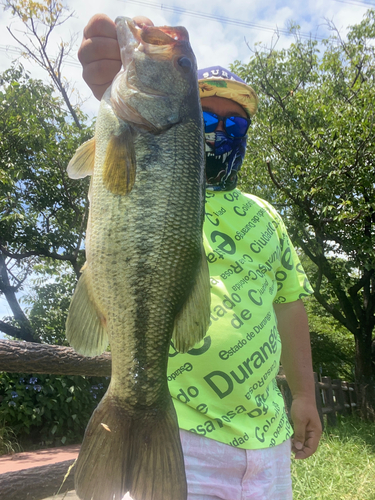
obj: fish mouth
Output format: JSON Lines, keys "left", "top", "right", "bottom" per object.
{"left": 139, "top": 24, "right": 190, "bottom": 45}
{"left": 115, "top": 17, "right": 191, "bottom": 65}
{"left": 111, "top": 17, "right": 195, "bottom": 130}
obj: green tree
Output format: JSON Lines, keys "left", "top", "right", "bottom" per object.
{"left": 0, "top": 65, "right": 91, "bottom": 342}
{"left": 305, "top": 297, "right": 356, "bottom": 381}
{"left": 23, "top": 261, "right": 77, "bottom": 345}
{"left": 234, "top": 11, "right": 375, "bottom": 417}
{"left": 2, "top": 0, "right": 82, "bottom": 127}
{"left": 0, "top": 0, "right": 92, "bottom": 344}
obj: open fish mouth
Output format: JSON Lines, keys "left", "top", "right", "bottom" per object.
{"left": 138, "top": 24, "right": 190, "bottom": 45}
{"left": 111, "top": 17, "right": 195, "bottom": 129}
{"left": 116, "top": 16, "right": 191, "bottom": 61}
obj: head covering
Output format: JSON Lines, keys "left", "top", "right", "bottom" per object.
{"left": 198, "top": 66, "right": 257, "bottom": 191}
{"left": 198, "top": 66, "right": 258, "bottom": 117}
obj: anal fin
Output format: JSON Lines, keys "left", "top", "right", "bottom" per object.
{"left": 172, "top": 248, "right": 211, "bottom": 353}
{"left": 66, "top": 266, "right": 108, "bottom": 357}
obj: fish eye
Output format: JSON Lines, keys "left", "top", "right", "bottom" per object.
{"left": 177, "top": 56, "right": 192, "bottom": 73}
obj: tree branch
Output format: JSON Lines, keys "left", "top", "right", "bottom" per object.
{"left": 5, "top": 5, "right": 82, "bottom": 129}
{"left": 0, "top": 253, "right": 40, "bottom": 343}
{"left": 0, "top": 244, "right": 78, "bottom": 265}
{"left": 0, "top": 339, "right": 111, "bottom": 376}
{"left": 294, "top": 233, "right": 361, "bottom": 335}
{"left": 0, "top": 320, "right": 26, "bottom": 339}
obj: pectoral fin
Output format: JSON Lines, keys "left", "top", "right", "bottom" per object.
{"left": 103, "top": 130, "right": 136, "bottom": 195}
{"left": 66, "top": 266, "right": 109, "bottom": 357}
{"left": 67, "top": 138, "right": 96, "bottom": 179}
{"left": 172, "top": 249, "right": 211, "bottom": 353}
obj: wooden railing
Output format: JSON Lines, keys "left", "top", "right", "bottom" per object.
{"left": 277, "top": 373, "right": 358, "bottom": 429}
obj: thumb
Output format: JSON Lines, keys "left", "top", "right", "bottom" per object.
{"left": 292, "top": 422, "right": 306, "bottom": 451}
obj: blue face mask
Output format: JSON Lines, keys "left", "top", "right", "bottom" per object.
{"left": 205, "top": 131, "right": 247, "bottom": 191}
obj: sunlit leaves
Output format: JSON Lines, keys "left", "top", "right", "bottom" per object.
{"left": 234, "top": 12, "right": 375, "bottom": 270}
{"left": 0, "top": 65, "right": 92, "bottom": 259}
{"left": 234, "top": 11, "right": 375, "bottom": 392}
{"left": 2, "top": 0, "right": 81, "bottom": 127}
{"left": 4, "top": 0, "right": 67, "bottom": 30}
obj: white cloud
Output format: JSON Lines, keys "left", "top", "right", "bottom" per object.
{"left": 0, "top": 0, "right": 371, "bottom": 335}
{"left": 0, "top": 0, "right": 369, "bottom": 116}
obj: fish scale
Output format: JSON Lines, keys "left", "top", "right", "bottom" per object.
{"left": 65, "top": 16, "right": 210, "bottom": 500}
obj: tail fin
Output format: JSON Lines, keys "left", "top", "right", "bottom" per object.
{"left": 75, "top": 391, "right": 187, "bottom": 500}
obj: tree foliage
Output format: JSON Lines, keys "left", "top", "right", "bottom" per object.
{"left": 0, "top": 0, "right": 92, "bottom": 344}
{"left": 23, "top": 262, "right": 77, "bottom": 345}
{"left": 0, "top": 371, "right": 109, "bottom": 446}
{"left": 0, "top": 65, "right": 92, "bottom": 342}
{"left": 2, "top": 0, "right": 82, "bottom": 126}
{"left": 306, "top": 298, "right": 356, "bottom": 381}
{"left": 234, "top": 10, "right": 375, "bottom": 416}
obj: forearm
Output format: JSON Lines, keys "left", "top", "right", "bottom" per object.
{"left": 274, "top": 298, "right": 322, "bottom": 459}
{"left": 275, "top": 299, "right": 315, "bottom": 400}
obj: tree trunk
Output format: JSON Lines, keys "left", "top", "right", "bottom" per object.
{"left": 354, "top": 328, "right": 375, "bottom": 421}
{"left": 0, "top": 254, "right": 39, "bottom": 343}
{"left": 0, "top": 459, "right": 75, "bottom": 500}
{"left": 0, "top": 340, "right": 111, "bottom": 376}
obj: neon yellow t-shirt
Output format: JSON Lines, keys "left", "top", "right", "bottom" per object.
{"left": 167, "top": 189, "right": 312, "bottom": 449}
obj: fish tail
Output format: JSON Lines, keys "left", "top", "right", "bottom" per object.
{"left": 75, "top": 391, "right": 187, "bottom": 500}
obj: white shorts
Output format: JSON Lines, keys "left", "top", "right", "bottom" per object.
{"left": 180, "top": 429, "right": 293, "bottom": 500}
{"left": 122, "top": 430, "right": 293, "bottom": 500}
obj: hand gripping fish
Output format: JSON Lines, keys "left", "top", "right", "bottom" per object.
{"left": 66, "top": 17, "right": 210, "bottom": 500}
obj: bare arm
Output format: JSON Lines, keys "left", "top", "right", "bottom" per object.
{"left": 274, "top": 299, "right": 322, "bottom": 459}
{"left": 78, "top": 14, "right": 153, "bottom": 100}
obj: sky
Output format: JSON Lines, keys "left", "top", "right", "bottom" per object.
{"left": 1, "top": 0, "right": 374, "bottom": 117}
{"left": 0, "top": 0, "right": 374, "bottom": 333}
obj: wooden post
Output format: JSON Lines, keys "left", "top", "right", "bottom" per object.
{"left": 314, "top": 372, "right": 324, "bottom": 430}
{"left": 333, "top": 379, "right": 347, "bottom": 416}
{"left": 341, "top": 381, "right": 351, "bottom": 414}
{"left": 349, "top": 383, "right": 358, "bottom": 414}
{"left": 321, "top": 376, "right": 337, "bottom": 427}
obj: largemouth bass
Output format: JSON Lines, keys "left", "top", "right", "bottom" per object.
{"left": 65, "top": 16, "right": 210, "bottom": 500}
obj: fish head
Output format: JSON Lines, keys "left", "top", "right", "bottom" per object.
{"left": 110, "top": 17, "right": 201, "bottom": 132}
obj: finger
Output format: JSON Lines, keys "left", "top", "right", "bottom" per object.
{"left": 293, "top": 439, "right": 316, "bottom": 459}
{"left": 90, "top": 83, "right": 115, "bottom": 102}
{"left": 78, "top": 36, "right": 121, "bottom": 67}
{"left": 78, "top": 13, "right": 154, "bottom": 101}
{"left": 292, "top": 427, "right": 322, "bottom": 460}
{"left": 83, "top": 14, "right": 117, "bottom": 40}
{"left": 82, "top": 59, "right": 122, "bottom": 100}
{"left": 292, "top": 422, "right": 306, "bottom": 455}
{"left": 83, "top": 14, "right": 153, "bottom": 41}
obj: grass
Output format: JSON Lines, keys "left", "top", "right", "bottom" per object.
{"left": 292, "top": 416, "right": 375, "bottom": 500}
{"left": 0, "top": 423, "right": 22, "bottom": 455}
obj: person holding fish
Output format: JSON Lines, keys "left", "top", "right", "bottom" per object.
{"left": 72, "top": 13, "right": 322, "bottom": 500}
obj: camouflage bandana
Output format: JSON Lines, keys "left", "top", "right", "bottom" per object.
{"left": 205, "top": 131, "right": 247, "bottom": 191}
